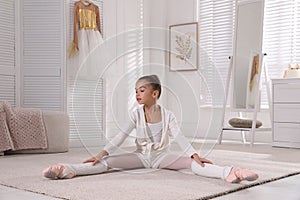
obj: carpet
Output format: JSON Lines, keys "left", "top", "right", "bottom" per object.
{"left": 0, "top": 143, "right": 300, "bottom": 200}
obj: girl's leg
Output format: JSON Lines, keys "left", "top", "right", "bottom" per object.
{"left": 43, "top": 153, "right": 144, "bottom": 179}
{"left": 158, "top": 154, "right": 230, "bottom": 179}
{"left": 191, "top": 160, "right": 258, "bottom": 183}
{"left": 158, "top": 154, "right": 258, "bottom": 183}
{"left": 66, "top": 153, "right": 144, "bottom": 176}
{"left": 158, "top": 154, "right": 192, "bottom": 170}
{"left": 190, "top": 160, "right": 232, "bottom": 180}
{"left": 104, "top": 153, "right": 144, "bottom": 169}
{"left": 43, "top": 160, "right": 109, "bottom": 179}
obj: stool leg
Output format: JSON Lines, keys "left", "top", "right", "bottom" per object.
{"left": 240, "top": 130, "right": 246, "bottom": 144}
{"left": 218, "top": 129, "right": 224, "bottom": 144}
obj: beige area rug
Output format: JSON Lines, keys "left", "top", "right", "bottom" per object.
{"left": 0, "top": 143, "right": 300, "bottom": 200}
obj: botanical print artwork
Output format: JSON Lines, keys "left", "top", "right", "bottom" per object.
{"left": 175, "top": 32, "right": 193, "bottom": 64}
{"left": 169, "top": 22, "right": 198, "bottom": 71}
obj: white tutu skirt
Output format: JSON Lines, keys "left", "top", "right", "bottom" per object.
{"left": 69, "top": 29, "right": 104, "bottom": 80}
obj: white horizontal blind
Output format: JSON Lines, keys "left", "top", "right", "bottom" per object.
{"left": 197, "top": 0, "right": 235, "bottom": 105}
{"left": 69, "top": 79, "right": 105, "bottom": 147}
{"left": 21, "top": 0, "right": 65, "bottom": 111}
{"left": 125, "top": 0, "right": 143, "bottom": 108}
{"left": 262, "top": 1, "right": 300, "bottom": 108}
{"left": 0, "top": 0, "right": 16, "bottom": 106}
{"left": 67, "top": 0, "right": 105, "bottom": 147}
{"left": 263, "top": 1, "right": 300, "bottom": 78}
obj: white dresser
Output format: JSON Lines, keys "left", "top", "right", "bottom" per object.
{"left": 272, "top": 78, "right": 300, "bottom": 148}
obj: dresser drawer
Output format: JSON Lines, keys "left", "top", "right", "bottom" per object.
{"left": 273, "top": 83, "right": 300, "bottom": 103}
{"left": 273, "top": 104, "right": 300, "bottom": 123}
{"left": 273, "top": 123, "right": 300, "bottom": 143}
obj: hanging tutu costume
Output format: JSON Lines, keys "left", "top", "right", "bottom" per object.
{"left": 69, "top": 0, "right": 104, "bottom": 79}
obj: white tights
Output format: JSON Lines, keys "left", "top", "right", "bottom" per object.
{"left": 63, "top": 153, "right": 231, "bottom": 180}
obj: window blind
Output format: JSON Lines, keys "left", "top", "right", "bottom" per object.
{"left": 126, "top": 0, "right": 143, "bottom": 109}
{"left": 106, "top": 0, "right": 144, "bottom": 140}
{"left": 197, "top": 0, "right": 235, "bottom": 106}
{"left": 263, "top": 0, "right": 300, "bottom": 106}
{"left": 69, "top": 78, "right": 105, "bottom": 147}
{"left": 198, "top": 0, "right": 300, "bottom": 108}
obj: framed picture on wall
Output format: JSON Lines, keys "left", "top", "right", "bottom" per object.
{"left": 169, "top": 22, "right": 199, "bottom": 71}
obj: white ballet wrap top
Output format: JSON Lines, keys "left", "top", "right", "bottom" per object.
{"left": 103, "top": 105, "right": 197, "bottom": 157}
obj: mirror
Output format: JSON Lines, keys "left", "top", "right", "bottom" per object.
{"left": 232, "top": 0, "right": 264, "bottom": 110}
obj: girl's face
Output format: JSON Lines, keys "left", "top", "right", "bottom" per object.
{"left": 135, "top": 80, "right": 158, "bottom": 105}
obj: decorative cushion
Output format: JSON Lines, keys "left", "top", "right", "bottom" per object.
{"left": 228, "top": 117, "right": 263, "bottom": 128}
{"left": 3, "top": 101, "right": 47, "bottom": 151}
{"left": 0, "top": 103, "right": 13, "bottom": 153}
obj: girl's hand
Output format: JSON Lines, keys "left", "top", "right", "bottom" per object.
{"left": 83, "top": 157, "right": 101, "bottom": 166}
{"left": 191, "top": 153, "right": 213, "bottom": 167}
{"left": 83, "top": 150, "right": 108, "bottom": 166}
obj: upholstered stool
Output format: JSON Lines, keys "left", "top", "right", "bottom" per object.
{"left": 8, "top": 111, "right": 69, "bottom": 154}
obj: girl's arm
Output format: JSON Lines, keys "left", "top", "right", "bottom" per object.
{"left": 168, "top": 113, "right": 197, "bottom": 157}
{"left": 103, "top": 129, "right": 132, "bottom": 155}
{"left": 169, "top": 113, "right": 213, "bottom": 166}
{"left": 84, "top": 129, "right": 134, "bottom": 166}
{"left": 104, "top": 110, "right": 137, "bottom": 154}
{"left": 84, "top": 111, "right": 136, "bottom": 165}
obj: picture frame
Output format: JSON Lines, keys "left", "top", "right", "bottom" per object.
{"left": 169, "top": 22, "right": 199, "bottom": 71}
{"left": 246, "top": 51, "right": 261, "bottom": 109}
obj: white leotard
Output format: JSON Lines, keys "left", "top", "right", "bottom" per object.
{"left": 146, "top": 121, "right": 163, "bottom": 144}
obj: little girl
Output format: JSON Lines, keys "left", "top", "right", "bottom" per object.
{"left": 43, "top": 75, "right": 258, "bottom": 183}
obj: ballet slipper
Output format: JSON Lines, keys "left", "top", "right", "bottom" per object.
{"left": 43, "top": 164, "right": 74, "bottom": 179}
{"left": 226, "top": 167, "right": 258, "bottom": 183}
